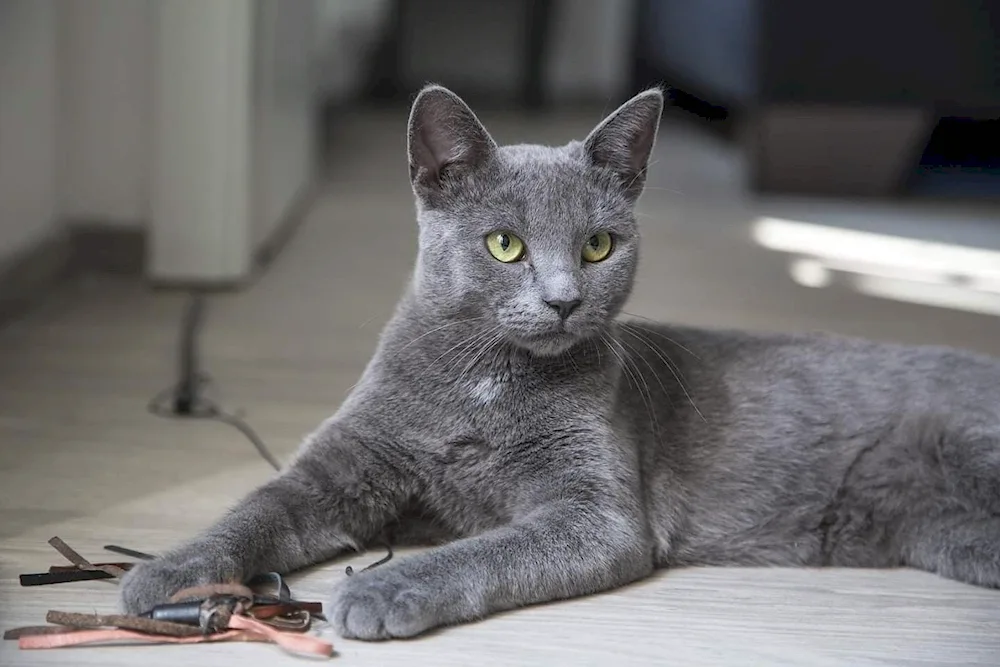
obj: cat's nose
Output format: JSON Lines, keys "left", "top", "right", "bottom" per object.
{"left": 545, "top": 299, "right": 581, "bottom": 320}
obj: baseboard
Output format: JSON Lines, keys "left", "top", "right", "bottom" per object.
{"left": 2, "top": 203, "right": 314, "bottom": 323}
{"left": 0, "top": 223, "right": 147, "bottom": 326}
{"left": 0, "top": 230, "right": 72, "bottom": 326}
{"left": 68, "top": 223, "right": 146, "bottom": 276}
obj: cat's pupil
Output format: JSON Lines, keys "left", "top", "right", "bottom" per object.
{"left": 588, "top": 236, "right": 599, "bottom": 249}
{"left": 499, "top": 234, "right": 510, "bottom": 251}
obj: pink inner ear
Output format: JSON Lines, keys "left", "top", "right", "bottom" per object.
{"left": 628, "top": 123, "right": 656, "bottom": 173}
{"left": 412, "top": 123, "right": 452, "bottom": 179}
{"left": 409, "top": 93, "right": 495, "bottom": 188}
{"left": 586, "top": 94, "right": 662, "bottom": 185}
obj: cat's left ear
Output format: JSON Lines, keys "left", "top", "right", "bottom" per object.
{"left": 583, "top": 88, "right": 664, "bottom": 201}
{"left": 407, "top": 85, "right": 497, "bottom": 203}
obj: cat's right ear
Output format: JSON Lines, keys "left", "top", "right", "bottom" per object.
{"left": 407, "top": 85, "right": 496, "bottom": 203}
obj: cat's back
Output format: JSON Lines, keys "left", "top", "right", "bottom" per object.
{"left": 620, "top": 321, "right": 1000, "bottom": 425}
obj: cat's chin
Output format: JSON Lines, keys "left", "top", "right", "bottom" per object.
{"left": 514, "top": 331, "right": 580, "bottom": 357}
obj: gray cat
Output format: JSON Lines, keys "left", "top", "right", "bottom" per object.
{"left": 120, "top": 85, "right": 1000, "bottom": 640}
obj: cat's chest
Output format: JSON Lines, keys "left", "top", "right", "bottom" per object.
{"left": 465, "top": 373, "right": 512, "bottom": 406}
{"left": 425, "top": 369, "right": 604, "bottom": 449}
{"left": 377, "top": 342, "right": 617, "bottom": 453}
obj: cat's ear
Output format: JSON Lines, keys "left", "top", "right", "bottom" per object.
{"left": 583, "top": 88, "right": 664, "bottom": 201}
{"left": 407, "top": 85, "right": 497, "bottom": 200}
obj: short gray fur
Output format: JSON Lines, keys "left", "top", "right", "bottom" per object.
{"left": 120, "top": 85, "right": 1000, "bottom": 640}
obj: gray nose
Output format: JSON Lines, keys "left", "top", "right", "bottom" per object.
{"left": 545, "top": 299, "right": 581, "bottom": 320}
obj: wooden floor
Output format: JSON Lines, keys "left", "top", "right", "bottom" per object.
{"left": 2, "top": 111, "right": 1000, "bottom": 665}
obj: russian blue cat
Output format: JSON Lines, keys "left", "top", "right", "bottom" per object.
{"left": 121, "top": 85, "right": 1000, "bottom": 640}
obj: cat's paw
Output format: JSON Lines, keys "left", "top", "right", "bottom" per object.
{"left": 330, "top": 567, "right": 448, "bottom": 640}
{"left": 119, "top": 551, "right": 233, "bottom": 615}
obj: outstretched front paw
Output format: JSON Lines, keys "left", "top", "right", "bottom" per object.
{"left": 331, "top": 565, "right": 466, "bottom": 640}
{"left": 119, "top": 550, "right": 235, "bottom": 615}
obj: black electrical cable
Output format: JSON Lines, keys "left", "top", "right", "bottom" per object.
{"left": 172, "top": 293, "right": 204, "bottom": 415}
{"left": 147, "top": 292, "right": 394, "bottom": 572}
{"left": 148, "top": 292, "right": 282, "bottom": 471}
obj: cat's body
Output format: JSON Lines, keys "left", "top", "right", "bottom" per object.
{"left": 120, "top": 86, "right": 1000, "bottom": 640}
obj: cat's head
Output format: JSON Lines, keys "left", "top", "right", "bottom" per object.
{"left": 406, "top": 85, "right": 663, "bottom": 357}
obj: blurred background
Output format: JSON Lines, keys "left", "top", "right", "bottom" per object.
{"left": 1, "top": 3, "right": 1000, "bottom": 663}
{"left": 1, "top": 0, "right": 1000, "bottom": 466}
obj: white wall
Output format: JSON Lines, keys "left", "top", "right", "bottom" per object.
{"left": 149, "top": 0, "right": 255, "bottom": 283}
{"left": 252, "top": 0, "right": 321, "bottom": 247}
{"left": 0, "top": 0, "right": 60, "bottom": 265}
{"left": 59, "top": 0, "right": 152, "bottom": 227}
{"left": 149, "top": 0, "right": 324, "bottom": 282}
{"left": 0, "top": 0, "right": 325, "bottom": 284}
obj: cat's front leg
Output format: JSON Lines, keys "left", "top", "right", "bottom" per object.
{"left": 331, "top": 494, "right": 652, "bottom": 640}
{"left": 119, "top": 420, "right": 408, "bottom": 614}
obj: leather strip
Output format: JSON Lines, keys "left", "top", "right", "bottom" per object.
{"left": 49, "top": 562, "right": 133, "bottom": 573}
{"left": 169, "top": 583, "right": 254, "bottom": 604}
{"left": 4, "top": 626, "right": 82, "bottom": 640}
{"left": 20, "top": 570, "right": 115, "bottom": 586}
{"left": 18, "top": 628, "right": 266, "bottom": 650}
{"left": 46, "top": 611, "right": 201, "bottom": 637}
{"left": 227, "top": 615, "right": 333, "bottom": 657}
{"left": 16, "top": 616, "right": 333, "bottom": 657}
{"left": 48, "top": 537, "right": 126, "bottom": 578}
{"left": 103, "top": 544, "right": 156, "bottom": 560}
{"left": 8, "top": 538, "right": 334, "bottom": 657}
{"left": 250, "top": 602, "right": 324, "bottom": 619}
{"left": 251, "top": 609, "right": 312, "bottom": 632}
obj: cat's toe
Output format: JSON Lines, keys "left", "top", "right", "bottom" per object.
{"left": 119, "top": 560, "right": 185, "bottom": 614}
{"left": 330, "top": 569, "right": 438, "bottom": 640}
{"left": 118, "top": 552, "right": 234, "bottom": 615}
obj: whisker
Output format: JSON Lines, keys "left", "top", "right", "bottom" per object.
{"left": 591, "top": 337, "right": 602, "bottom": 365}
{"left": 488, "top": 337, "right": 508, "bottom": 374}
{"left": 612, "top": 336, "right": 662, "bottom": 437}
{"left": 640, "top": 185, "right": 685, "bottom": 196}
{"left": 445, "top": 326, "right": 504, "bottom": 375}
{"left": 619, "top": 312, "right": 700, "bottom": 360}
{"left": 357, "top": 314, "right": 380, "bottom": 329}
{"left": 617, "top": 333, "right": 675, "bottom": 411}
{"left": 620, "top": 322, "right": 691, "bottom": 385}
{"left": 424, "top": 326, "right": 499, "bottom": 375}
{"left": 447, "top": 324, "right": 510, "bottom": 377}
{"left": 565, "top": 345, "right": 581, "bottom": 373}
{"left": 621, "top": 323, "right": 706, "bottom": 422}
{"left": 389, "top": 317, "right": 487, "bottom": 361}
{"left": 601, "top": 335, "right": 630, "bottom": 390}
{"left": 604, "top": 335, "right": 658, "bottom": 438}
{"left": 457, "top": 330, "right": 507, "bottom": 381}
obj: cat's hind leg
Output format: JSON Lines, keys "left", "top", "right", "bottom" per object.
{"left": 895, "top": 426, "right": 1000, "bottom": 588}
{"left": 898, "top": 512, "right": 1000, "bottom": 588}
{"left": 823, "top": 416, "right": 1000, "bottom": 587}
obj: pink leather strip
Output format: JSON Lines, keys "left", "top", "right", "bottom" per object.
{"left": 19, "top": 628, "right": 260, "bottom": 649}
{"left": 227, "top": 614, "right": 334, "bottom": 657}
{"left": 17, "top": 614, "right": 334, "bottom": 658}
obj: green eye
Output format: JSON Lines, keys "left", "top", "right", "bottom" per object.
{"left": 486, "top": 231, "right": 525, "bottom": 263}
{"left": 582, "top": 232, "right": 613, "bottom": 262}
